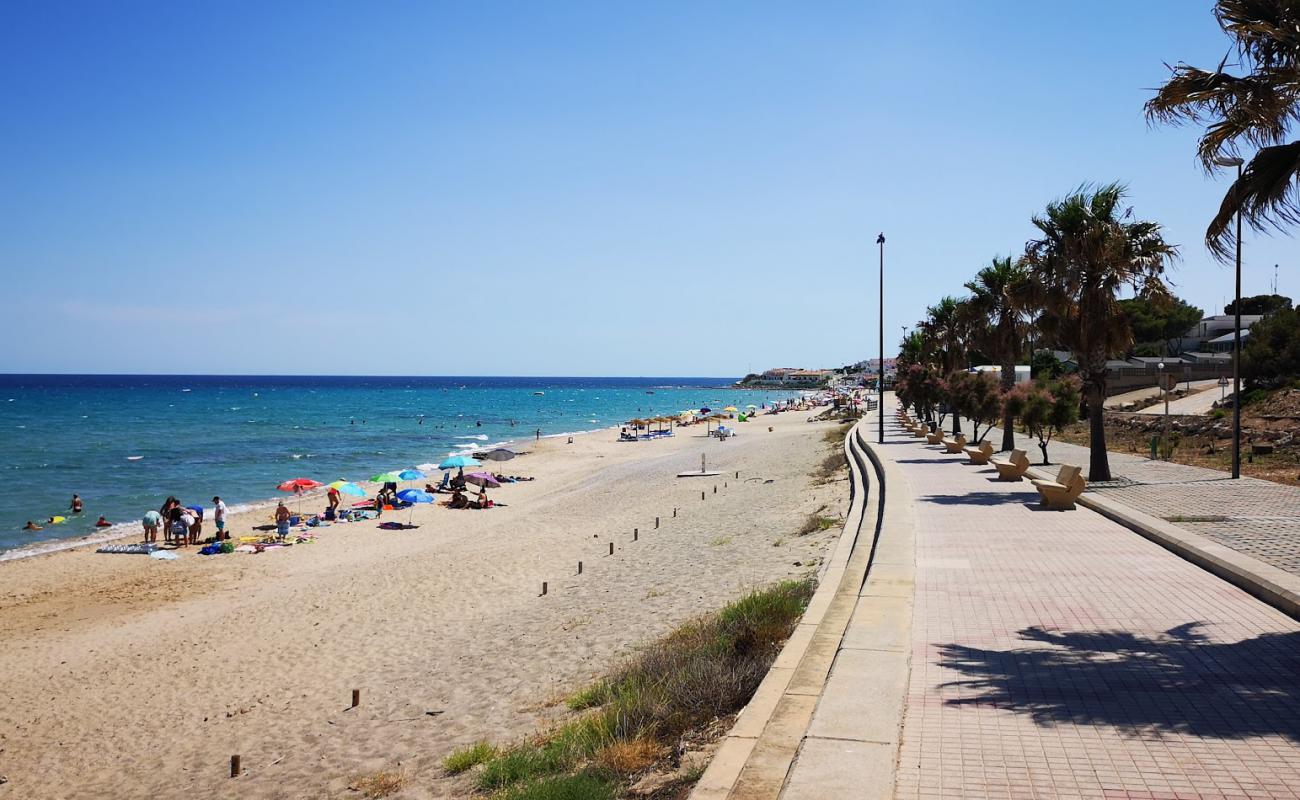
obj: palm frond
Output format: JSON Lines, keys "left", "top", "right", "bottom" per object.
{"left": 1207, "top": 139, "right": 1300, "bottom": 258}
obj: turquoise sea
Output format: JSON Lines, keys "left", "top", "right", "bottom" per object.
{"left": 0, "top": 375, "right": 797, "bottom": 558}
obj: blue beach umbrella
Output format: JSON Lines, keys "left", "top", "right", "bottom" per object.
{"left": 398, "top": 469, "right": 425, "bottom": 481}
{"left": 329, "top": 480, "right": 366, "bottom": 497}
{"left": 438, "top": 455, "right": 481, "bottom": 470}
{"left": 396, "top": 488, "right": 435, "bottom": 526}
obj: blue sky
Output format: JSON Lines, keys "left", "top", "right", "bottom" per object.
{"left": 0, "top": 1, "right": 1292, "bottom": 376}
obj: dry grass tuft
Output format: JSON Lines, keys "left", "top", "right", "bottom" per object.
{"left": 350, "top": 768, "right": 409, "bottom": 798}
{"left": 594, "top": 737, "right": 661, "bottom": 775}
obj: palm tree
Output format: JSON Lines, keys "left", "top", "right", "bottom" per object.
{"left": 922, "top": 296, "right": 971, "bottom": 435}
{"left": 1023, "top": 183, "right": 1179, "bottom": 481}
{"left": 1146, "top": 0, "right": 1300, "bottom": 260}
{"left": 963, "top": 257, "right": 1032, "bottom": 451}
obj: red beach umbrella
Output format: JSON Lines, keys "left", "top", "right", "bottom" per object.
{"left": 277, "top": 478, "right": 323, "bottom": 514}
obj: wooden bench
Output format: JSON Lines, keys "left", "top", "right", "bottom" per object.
{"left": 911, "top": 424, "right": 929, "bottom": 438}
{"left": 963, "top": 440, "right": 995, "bottom": 465}
{"left": 1031, "top": 464, "right": 1087, "bottom": 510}
{"left": 942, "top": 434, "right": 968, "bottom": 454}
{"left": 990, "top": 449, "right": 1030, "bottom": 481}
{"left": 925, "top": 430, "right": 945, "bottom": 445}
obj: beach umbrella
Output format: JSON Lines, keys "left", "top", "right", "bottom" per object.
{"left": 277, "top": 477, "right": 322, "bottom": 514}
{"left": 369, "top": 471, "right": 402, "bottom": 484}
{"left": 398, "top": 469, "right": 425, "bottom": 480}
{"left": 481, "top": 448, "right": 516, "bottom": 462}
{"left": 464, "top": 471, "right": 501, "bottom": 488}
{"left": 278, "top": 478, "right": 322, "bottom": 493}
{"left": 723, "top": 406, "right": 738, "bottom": 413}
{"left": 328, "top": 480, "right": 366, "bottom": 497}
{"left": 439, "top": 455, "right": 480, "bottom": 470}
{"left": 395, "top": 489, "right": 434, "bottom": 526}
{"left": 746, "top": 404, "right": 758, "bottom": 409}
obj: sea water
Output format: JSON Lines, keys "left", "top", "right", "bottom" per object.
{"left": 0, "top": 375, "right": 798, "bottom": 558}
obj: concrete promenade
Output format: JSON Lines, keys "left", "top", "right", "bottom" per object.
{"left": 885, "top": 402, "right": 1300, "bottom": 799}
{"left": 985, "top": 421, "right": 1300, "bottom": 579}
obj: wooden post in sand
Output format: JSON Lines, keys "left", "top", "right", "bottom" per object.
{"left": 578, "top": 561, "right": 583, "bottom": 574}
{"left": 633, "top": 528, "right": 638, "bottom": 541}
{"left": 352, "top": 689, "right": 360, "bottom": 708}
{"left": 735, "top": 470, "right": 739, "bottom": 479}
{"left": 713, "top": 485, "right": 717, "bottom": 494}
{"left": 608, "top": 542, "right": 614, "bottom": 556}
{"left": 230, "top": 755, "right": 241, "bottom": 777}
{"left": 541, "top": 582, "right": 548, "bottom": 596}
{"left": 701, "top": 491, "right": 705, "bottom": 501}
{"left": 655, "top": 516, "right": 659, "bottom": 529}
{"left": 673, "top": 507, "right": 677, "bottom": 518}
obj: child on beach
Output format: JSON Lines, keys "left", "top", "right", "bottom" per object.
{"left": 142, "top": 510, "right": 161, "bottom": 543}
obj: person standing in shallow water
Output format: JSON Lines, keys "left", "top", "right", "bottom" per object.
{"left": 70, "top": 494, "right": 83, "bottom": 514}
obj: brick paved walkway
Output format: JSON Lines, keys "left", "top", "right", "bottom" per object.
{"left": 884, "top": 407, "right": 1300, "bottom": 800}
{"left": 969, "top": 420, "right": 1300, "bottom": 578}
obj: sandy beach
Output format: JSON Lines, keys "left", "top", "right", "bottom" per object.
{"left": 0, "top": 409, "right": 846, "bottom": 799}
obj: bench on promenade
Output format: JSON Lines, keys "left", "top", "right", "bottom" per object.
{"left": 963, "top": 440, "right": 994, "bottom": 464}
{"left": 943, "top": 434, "right": 967, "bottom": 454}
{"left": 912, "top": 424, "right": 929, "bottom": 438}
{"left": 1031, "top": 464, "right": 1086, "bottom": 510}
{"left": 926, "top": 429, "right": 945, "bottom": 445}
{"left": 990, "top": 449, "right": 1030, "bottom": 481}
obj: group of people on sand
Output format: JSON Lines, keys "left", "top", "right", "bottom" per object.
{"left": 23, "top": 494, "right": 115, "bottom": 532}
{"left": 148, "top": 496, "right": 228, "bottom": 547}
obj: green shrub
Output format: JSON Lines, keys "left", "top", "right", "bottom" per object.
{"left": 442, "top": 741, "right": 496, "bottom": 775}
{"left": 499, "top": 772, "right": 619, "bottom": 800}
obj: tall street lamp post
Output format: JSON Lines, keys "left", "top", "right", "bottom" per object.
{"left": 877, "top": 233, "right": 885, "bottom": 444}
{"left": 1212, "top": 155, "right": 1244, "bottom": 479}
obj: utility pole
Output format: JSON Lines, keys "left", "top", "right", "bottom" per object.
{"left": 877, "top": 233, "right": 885, "bottom": 444}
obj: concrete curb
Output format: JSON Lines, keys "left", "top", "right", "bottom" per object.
{"left": 1023, "top": 466, "right": 1300, "bottom": 621}
{"left": 689, "top": 419, "right": 879, "bottom": 800}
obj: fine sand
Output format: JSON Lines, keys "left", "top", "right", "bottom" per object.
{"left": 0, "top": 411, "right": 847, "bottom": 799}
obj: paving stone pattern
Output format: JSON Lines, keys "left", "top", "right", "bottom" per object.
{"left": 986, "top": 423, "right": 1300, "bottom": 578}
{"left": 885, "top": 409, "right": 1300, "bottom": 800}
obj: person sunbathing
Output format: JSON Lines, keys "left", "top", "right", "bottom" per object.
{"left": 471, "top": 488, "right": 491, "bottom": 509}
{"left": 448, "top": 489, "right": 469, "bottom": 509}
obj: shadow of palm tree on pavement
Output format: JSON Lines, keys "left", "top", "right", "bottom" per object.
{"left": 937, "top": 623, "right": 1300, "bottom": 742}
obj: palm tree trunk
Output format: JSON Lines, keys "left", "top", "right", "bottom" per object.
{"left": 999, "top": 359, "right": 1015, "bottom": 451}
{"left": 1085, "top": 379, "right": 1110, "bottom": 481}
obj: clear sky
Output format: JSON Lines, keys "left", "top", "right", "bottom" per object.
{"left": 1, "top": 1, "right": 1292, "bottom": 376}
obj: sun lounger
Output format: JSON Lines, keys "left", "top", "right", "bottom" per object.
{"left": 963, "top": 441, "right": 995, "bottom": 464}
{"left": 943, "top": 434, "right": 967, "bottom": 454}
{"left": 990, "top": 449, "right": 1030, "bottom": 481}
{"left": 1031, "top": 464, "right": 1087, "bottom": 510}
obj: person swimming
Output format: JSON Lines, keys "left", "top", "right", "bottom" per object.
{"left": 23, "top": 520, "right": 42, "bottom": 531}
{"left": 95, "top": 516, "right": 111, "bottom": 527}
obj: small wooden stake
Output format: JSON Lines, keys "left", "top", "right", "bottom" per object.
{"left": 609, "top": 542, "right": 614, "bottom": 555}
{"left": 655, "top": 516, "right": 659, "bottom": 529}
{"left": 735, "top": 470, "right": 739, "bottom": 479}
{"left": 701, "top": 491, "right": 705, "bottom": 500}
{"left": 713, "top": 485, "right": 717, "bottom": 494}
{"left": 541, "top": 581, "right": 548, "bottom": 596}
{"left": 673, "top": 507, "right": 677, "bottom": 517}
{"left": 352, "top": 689, "right": 360, "bottom": 708}
{"left": 230, "top": 755, "right": 241, "bottom": 778}
{"left": 633, "top": 529, "right": 638, "bottom": 541}
{"left": 578, "top": 561, "right": 583, "bottom": 574}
